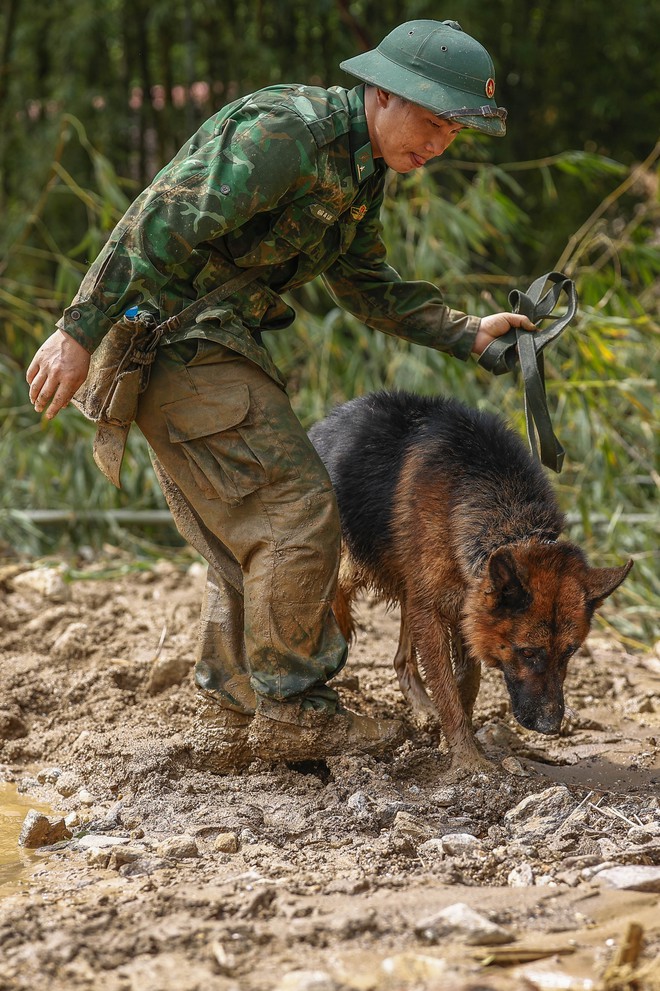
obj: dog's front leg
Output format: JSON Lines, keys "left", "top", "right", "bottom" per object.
{"left": 393, "top": 604, "right": 438, "bottom": 725}
{"left": 408, "top": 604, "right": 493, "bottom": 776}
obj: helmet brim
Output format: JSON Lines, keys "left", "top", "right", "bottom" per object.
{"left": 340, "top": 51, "right": 507, "bottom": 137}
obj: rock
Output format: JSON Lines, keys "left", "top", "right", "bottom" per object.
{"left": 77, "top": 789, "right": 95, "bottom": 806}
{"left": 627, "top": 824, "right": 660, "bottom": 844}
{"left": 392, "top": 811, "right": 434, "bottom": 844}
{"left": 328, "top": 908, "right": 377, "bottom": 939}
{"left": 430, "top": 786, "right": 458, "bottom": 807}
{"left": 503, "top": 785, "right": 577, "bottom": 838}
{"left": 501, "top": 756, "right": 531, "bottom": 777}
{"left": 508, "top": 862, "right": 535, "bottom": 887}
{"left": 347, "top": 791, "right": 370, "bottom": 814}
{"left": 418, "top": 838, "right": 445, "bottom": 858}
{"left": 11, "top": 567, "right": 70, "bottom": 602}
{"left": 146, "top": 654, "right": 192, "bottom": 694}
{"left": 276, "top": 970, "right": 340, "bottom": 991}
{"left": 595, "top": 866, "right": 660, "bottom": 892}
{"left": 51, "top": 622, "right": 88, "bottom": 660}
{"left": 0, "top": 708, "right": 28, "bottom": 740}
{"left": 77, "top": 834, "right": 130, "bottom": 850}
{"left": 55, "top": 770, "right": 82, "bottom": 797}
{"left": 214, "top": 832, "right": 239, "bottom": 853}
{"left": 18, "top": 810, "right": 72, "bottom": 848}
{"left": 36, "top": 767, "right": 63, "bottom": 784}
{"left": 415, "top": 902, "right": 513, "bottom": 946}
{"left": 157, "top": 835, "right": 199, "bottom": 859}
{"left": 381, "top": 953, "right": 451, "bottom": 981}
{"left": 440, "top": 832, "right": 482, "bottom": 857}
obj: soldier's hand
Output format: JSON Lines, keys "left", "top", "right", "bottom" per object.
{"left": 471, "top": 312, "right": 536, "bottom": 356}
{"left": 26, "top": 329, "right": 91, "bottom": 420}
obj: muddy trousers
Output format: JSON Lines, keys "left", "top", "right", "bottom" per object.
{"left": 135, "top": 341, "right": 348, "bottom": 715}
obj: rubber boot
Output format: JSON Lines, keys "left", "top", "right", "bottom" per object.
{"left": 248, "top": 698, "right": 404, "bottom": 762}
{"left": 189, "top": 692, "right": 253, "bottom": 774}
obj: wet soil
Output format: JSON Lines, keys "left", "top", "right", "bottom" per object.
{"left": 0, "top": 558, "right": 658, "bottom": 991}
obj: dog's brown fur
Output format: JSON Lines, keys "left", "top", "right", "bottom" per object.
{"left": 310, "top": 391, "right": 632, "bottom": 772}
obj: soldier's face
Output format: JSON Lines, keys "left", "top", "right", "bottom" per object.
{"left": 368, "top": 89, "right": 464, "bottom": 173}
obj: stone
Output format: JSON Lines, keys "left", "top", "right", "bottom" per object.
{"left": 392, "top": 811, "right": 434, "bottom": 844}
{"left": 55, "top": 770, "right": 82, "bottom": 797}
{"left": 157, "top": 835, "right": 199, "bottom": 859}
{"left": 51, "top": 622, "right": 89, "bottom": 660}
{"left": 215, "top": 832, "right": 239, "bottom": 853}
{"left": 503, "top": 785, "right": 577, "bottom": 838}
{"left": 0, "top": 708, "right": 28, "bottom": 740}
{"left": 11, "top": 567, "right": 70, "bottom": 602}
{"left": 627, "top": 824, "right": 660, "bottom": 844}
{"left": 381, "top": 953, "right": 450, "bottom": 981}
{"left": 415, "top": 902, "right": 513, "bottom": 946}
{"left": 418, "top": 838, "right": 445, "bottom": 858}
{"left": 146, "top": 654, "right": 192, "bottom": 694}
{"left": 77, "top": 834, "right": 130, "bottom": 850}
{"left": 508, "top": 862, "right": 535, "bottom": 887}
{"left": 276, "top": 970, "right": 339, "bottom": 991}
{"left": 347, "top": 791, "right": 370, "bottom": 814}
{"left": 18, "top": 810, "right": 72, "bottom": 848}
{"left": 36, "top": 767, "right": 63, "bottom": 784}
{"left": 595, "top": 866, "right": 660, "bottom": 892}
{"left": 441, "top": 833, "right": 482, "bottom": 857}
{"left": 430, "top": 787, "right": 458, "bottom": 807}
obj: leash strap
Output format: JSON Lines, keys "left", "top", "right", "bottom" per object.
{"left": 477, "top": 271, "right": 578, "bottom": 473}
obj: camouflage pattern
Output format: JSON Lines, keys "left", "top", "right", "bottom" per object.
{"left": 136, "top": 340, "right": 348, "bottom": 713}
{"left": 58, "top": 83, "right": 480, "bottom": 376}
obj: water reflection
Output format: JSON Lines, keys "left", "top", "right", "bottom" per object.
{"left": 0, "top": 781, "right": 53, "bottom": 896}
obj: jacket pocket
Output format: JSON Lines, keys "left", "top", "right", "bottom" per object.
{"left": 161, "top": 383, "right": 295, "bottom": 504}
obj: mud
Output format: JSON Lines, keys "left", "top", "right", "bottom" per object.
{"left": 0, "top": 557, "right": 658, "bottom": 991}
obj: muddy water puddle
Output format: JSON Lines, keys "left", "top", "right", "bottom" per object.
{"left": 0, "top": 782, "right": 52, "bottom": 897}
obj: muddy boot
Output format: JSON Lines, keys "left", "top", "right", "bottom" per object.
{"left": 188, "top": 693, "right": 253, "bottom": 774}
{"left": 248, "top": 698, "right": 404, "bottom": 762}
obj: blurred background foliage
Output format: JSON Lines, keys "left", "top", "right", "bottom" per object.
{"left": 0, "top": 0, "right": 658, "bottom": 646}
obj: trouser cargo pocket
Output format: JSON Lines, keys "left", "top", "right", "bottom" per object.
{"left": 161, "top": 382, "right": 298, "bottom": 504}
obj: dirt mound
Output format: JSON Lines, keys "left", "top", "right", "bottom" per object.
{"left": 0, "top": 561, "right": 658, "bottom": 990}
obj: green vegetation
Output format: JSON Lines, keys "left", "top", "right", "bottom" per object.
{"left": 0, "top": 3, "right": 658, "bottom": 646}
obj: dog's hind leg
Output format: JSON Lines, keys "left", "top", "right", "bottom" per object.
{"left": 393, "top": 605, "right": 438, "bottom": 725}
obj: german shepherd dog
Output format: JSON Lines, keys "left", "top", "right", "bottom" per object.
{"left": 309, "top": 390, "right": 632, "bottom": 772}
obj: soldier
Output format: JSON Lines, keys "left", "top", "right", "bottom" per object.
{"left": 26, "top": 19, "right": 535, "bottom": 769}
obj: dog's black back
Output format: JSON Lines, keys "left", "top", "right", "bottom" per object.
{"left": 309, "top": 390, "right": 563, "bottom": 576}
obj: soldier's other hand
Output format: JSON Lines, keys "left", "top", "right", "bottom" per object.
{"left": 471, "top": 312, "right": 536, "bottom": 356}
{"left": 26, "top": 329, "right": 91, "bottom": 420}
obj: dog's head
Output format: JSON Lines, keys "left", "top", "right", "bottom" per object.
{"left": 463, "top": 542, "right": 633, "bottom": 734}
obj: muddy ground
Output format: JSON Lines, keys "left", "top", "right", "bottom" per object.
{"left": 0, "top": 555, "right": 658, "bottom": 991}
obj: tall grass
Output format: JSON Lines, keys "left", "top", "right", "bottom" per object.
{"left": 1, "top": 120, "right": 658, "bottom": 645}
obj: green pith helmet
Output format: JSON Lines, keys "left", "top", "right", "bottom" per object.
{"left": 340, "top": 19, "right": 507, "bottom": 137}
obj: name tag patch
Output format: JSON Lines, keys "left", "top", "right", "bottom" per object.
{"left": 308, "top": 203, "right": 337, "bottom": 225}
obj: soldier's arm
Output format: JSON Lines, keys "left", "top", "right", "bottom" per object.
{"left": 324, "top": 186, "right": 535, "bottom": 359}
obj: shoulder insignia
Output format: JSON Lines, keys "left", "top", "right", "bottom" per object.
{"left": 350, "top": 204, "right": 367, "bottom": 222}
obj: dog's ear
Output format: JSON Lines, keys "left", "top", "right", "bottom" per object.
{"left": 487, "top": 548, "right": 531, "bottom": 613}
{"left": 585, "top": 558, "right": 634, "bottom": 610}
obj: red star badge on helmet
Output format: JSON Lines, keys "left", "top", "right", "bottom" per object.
{"left": 485, "top": 78, "right": 495, "bottom": 98}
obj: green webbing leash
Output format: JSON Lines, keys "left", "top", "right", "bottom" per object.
{"left": 477, "top": 271, "right": 578, "bottom": 473}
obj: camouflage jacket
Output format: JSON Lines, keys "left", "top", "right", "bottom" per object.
{"left": 58, "top": 84, "right": 480, "bottom": 384}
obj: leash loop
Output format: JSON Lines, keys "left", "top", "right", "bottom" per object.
{"left": 477, "top": 271, "right": 578, "bottom": 473}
